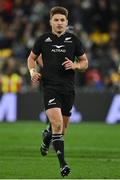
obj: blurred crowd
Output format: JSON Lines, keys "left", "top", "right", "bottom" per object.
{"left": 0, "top": 0, "right": 120, "bottom": 93}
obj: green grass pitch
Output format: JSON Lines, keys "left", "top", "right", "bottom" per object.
{"left": 0, "top": 121, "right": 120, "bottom": 179}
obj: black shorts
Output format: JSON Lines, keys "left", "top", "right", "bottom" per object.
{"left": 43, "top": 88, "right": 75, "bottom": 116}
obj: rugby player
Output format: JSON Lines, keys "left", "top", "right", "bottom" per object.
{"left": 27, "top": 6, "right": 88, "bottom": 177}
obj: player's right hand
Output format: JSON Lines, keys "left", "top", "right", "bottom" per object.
{"left": 31, "top": 71, "right": 41, "bottom": 83}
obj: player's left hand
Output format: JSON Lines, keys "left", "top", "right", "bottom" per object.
{"left": 62, "top": 57, "right": 75, "bottom": 70}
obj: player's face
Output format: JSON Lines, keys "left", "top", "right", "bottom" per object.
{"left": 50, "top": 14, "right": 68, "bottom": 34}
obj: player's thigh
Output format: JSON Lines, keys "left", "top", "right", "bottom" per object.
{"left": 46, "top": 108, "right": 63, "bottom": 132}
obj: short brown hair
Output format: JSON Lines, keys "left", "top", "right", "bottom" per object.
{"left": 50, "top": 6, "right": 68, "bottom": 19}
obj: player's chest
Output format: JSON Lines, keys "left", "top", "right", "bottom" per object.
{"left": 42, "top": 37, "right": 75, "bottom": 55}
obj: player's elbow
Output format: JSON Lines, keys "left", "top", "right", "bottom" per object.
{"left": 80, "top": 60, "right": 88, "bottom": 72}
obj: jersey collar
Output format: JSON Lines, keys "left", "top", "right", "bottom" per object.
{"left": 51, "top": 31, "right": 67, "bottom": 38}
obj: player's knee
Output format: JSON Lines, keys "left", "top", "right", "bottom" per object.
{"left": 52, "top": 122, "right": 63, "bottom": 133}
{"left": 55, "top": 123, "right": 62, "bottom": 132}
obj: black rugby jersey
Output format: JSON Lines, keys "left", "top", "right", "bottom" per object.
{"left": 32, "top": 32, "right": 85, "bottom": 92}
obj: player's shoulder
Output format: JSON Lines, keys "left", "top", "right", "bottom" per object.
{"left": 36, "top": 32, "right": 52, "bottom": 41}
{"left": 65, "top": 32, "right": 78, "bottom": 39}
{"left": 41, "top": 32, "right": 52, "bottom": 38}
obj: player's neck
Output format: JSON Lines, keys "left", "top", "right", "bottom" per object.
{"left": 52, "top": 30, "right": 66, "bottom": 37}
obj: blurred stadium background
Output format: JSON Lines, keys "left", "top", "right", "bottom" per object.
{"left": 0, "top": 0, "right": 120, "bottom": 179}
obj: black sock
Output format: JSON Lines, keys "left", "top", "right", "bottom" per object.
{"left": 47, "top": 123, "right": 52, "bottom": 132}
{"left": 52, "top": 134, "right": 66, "bottom": 168}
{"left": 42, "top": 124, "right": 52, "bottom": 148}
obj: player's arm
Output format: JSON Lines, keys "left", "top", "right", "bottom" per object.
{"left": 62, "top": 54, "right": 88, "bottom": 71}
{"left": 74, "top": 53, "right": 88, "bottom": 71}
{"left": 27, "top": 51, "right": 41, "bottom": 83}
{"left": 62, "top": 36, "right": 88, "bottom": 71}
{"left": 36, "top": 54, "right": 43, "bottom": 68}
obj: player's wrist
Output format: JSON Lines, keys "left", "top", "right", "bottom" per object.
{"left": 29, "top": 68, "right": 37, "bottom": 76}
{"left": 74, "top": 62, "right": 81, "bottom": 70}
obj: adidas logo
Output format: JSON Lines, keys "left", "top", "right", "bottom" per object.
{"left": 45, "top": 37, "right": 52, "bottom": 42}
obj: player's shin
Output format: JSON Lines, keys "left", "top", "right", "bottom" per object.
{"left": 40, "top": 123, "right": 52, "bottom": 156}
{"left": 52, "top": 134, "right": 66, "bottom": 168}
{"left": 42, "top": 122, "right": 52, "bottom": 146}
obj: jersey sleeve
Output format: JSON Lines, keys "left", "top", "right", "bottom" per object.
{"left": 74, "top": 36, "right": 85, "bottom": 57}
{"left": 32, "top": 37, "right": 42, "bottom": 56}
